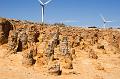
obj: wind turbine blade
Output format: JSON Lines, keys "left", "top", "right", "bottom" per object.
{"left": 38, "top": 0, "right": 44, "bottom": 5}
{"left": 44, "top": 0, "right": 52, "bottom": 5}
{"left": 100, "top": 14, "right": 106, "bottom": 22}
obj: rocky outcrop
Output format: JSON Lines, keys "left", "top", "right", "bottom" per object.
{"left": 59, "top": 37, "right": 73, "bottom": 69}
{"left": 0, "top": 18, "right": 13, "bottom": 45}
{"left": 8, "top": 28, "right": 28, "bottom": 53}
{"left": 27, "top": 25, "right": 39, "bottom": 46}
{"left": 60, "top": 37, "right": 69, "bottom": 55}
{"left": 22, "top": 49, "right": 35, "bottom": 67}
{"left": 52, "top": 29, "right": 60, "bottom": 47}
{"left": 1, "top": 17, "right": 120, "bottom": 76}
{"left": 17, "top": 28, "right": 28, "bottom": 51}
{"left": 72, "top": 35, "right": 82, "bottom": 48}
{"left": 8, "top": 30, "right": 18, "bottom": 54}
{"left": 7, "top": 25, "right": 39, "bottom": 54}
{"left": 43, "top": 40, "right": 54, "bottom": 62}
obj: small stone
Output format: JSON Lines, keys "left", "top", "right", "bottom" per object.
{"left": 97, "top": 45, "right": 104, "bottom": 49}
{"left": 48, "top": 62, "right": 61, "bottom": 75}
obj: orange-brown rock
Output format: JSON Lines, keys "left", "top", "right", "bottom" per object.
{"left": 0, "top": 17, "right": 120, "bottom": 79}
{"left": 22, "top": 49, "right": 35, "bottom": 67}
{"left": 0, "top": 18, "right": 13, "bottom": 45}
{"left": 48, "top": 61, "right": 61, "bottom": 75}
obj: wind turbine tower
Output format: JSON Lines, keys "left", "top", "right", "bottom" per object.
{"left": 38, "top": 0, "right": 52, "bottom": 23}
{"left": 100, "top": 15, "right": 112, "bottom": 28}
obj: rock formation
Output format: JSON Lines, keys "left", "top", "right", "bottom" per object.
{"left": 8, "top": 30, "right": 18, "bottom": 54}
{"left": 60, "top": 37, "right": 69, "bottom": 55}
{"left": 0, "top": 18, "right": 13, "bottom": 45}
{"left": 22, "top": 49, "right": 35, "bottom": 67}
{"left": 0, "top": 17, "right": 120, "bottom": 77}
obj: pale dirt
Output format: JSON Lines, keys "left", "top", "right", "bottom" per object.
{"left": 0, "top": 44, "right": 120, "bottom": 79}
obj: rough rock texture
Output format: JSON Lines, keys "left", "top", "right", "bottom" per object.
{"left": 44, "top": 40, "right": 55, "bottom": 62}
{"left": 8, "top": 28, "right": 28, "bottom": 53}
{"left": 72, "top": 35, "right": 82, "bottom": 47}
{"left": 62, "top": 57, "right": 73, "bottom": 69}
{"left": 8, "top": 30, "right": 18, "bottom": 54}
{"left": 0, "top": 18, "right": 13, "bottom": 45}
{"left": 30, "top": 43, "right": 37, "bottom": 57}
{"left": 0, "top": 18, "right": 120, "bottom": 79}
{"left": 22, "top": 49, "right": 35, "bottom": 67}
{"left": 59, "top": 37, "right": 73, "bottom": 69}
{"left": 17, "top": 28, "right": 28, "bottom": 51}
{"left": 27, "top": 25, "right": 39, "bottom": 46}
{"left": 60, "top": 37, "right": 69, "bottom": 55}
{"left": 52, "top": 30, "right": 60, "bottom": 48}
{"left": 48, "top": 61, "right": 61, "bottom": 75}
{"left": 8, "top": 26, "right": 39, "bottom": 53}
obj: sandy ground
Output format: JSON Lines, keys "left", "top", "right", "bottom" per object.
{"left": 0, "top": 45, "right": 120, "bottom": 79}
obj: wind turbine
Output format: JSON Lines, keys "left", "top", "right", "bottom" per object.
{"left": 100, "top": 15, "right": 112, "bottom": 28}
{"left": 38, "top": 0, "right": 52, "bottom": 23}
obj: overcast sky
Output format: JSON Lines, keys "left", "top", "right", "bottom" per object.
{"left": 0, "top": 0, "right": 120, "bottom": 28}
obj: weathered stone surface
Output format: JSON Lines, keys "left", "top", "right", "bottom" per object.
{"left": 48, "top": 61, "right": 61, "bottom": 75}
{"left": 52, "top": 30, "right": 60, "bottom": 48}
{"left": 38, "top": 33, "right": 45, "bottom": 44}
{"left": 22, "top": 49, "right": 35, "bottom": 67}
{"left": 8, "top": 30, "right": 18, "bottom": 54}
{"left": 60, "top": 37, "right": 69, "bottom": 55}
{"left": 17, "top": 28, "right": 28, "bottom": 51}
{"left": 62, "top": 57, "right": 73, "bottom": 69}
{"left": 0, "top": 18, "right": 13, "bottom": 45}
{"left": 59, "top": 36, "right": 73, "bottom": 69}
{"left": 97, "top": 45, "right": 105, "bottom": 49}
{"left": 65, "top": 53, "right": 73, "bottom": 61}
{"left": 30, "top": 43, "right": 37, "bottom": 57}
{"left": 8, "top": 28, "right": 28, "bottom": 53}
{"left": 44, "top": 40, "right": 54, "bottom": 61}
{"left": 72, "top": 36, "right": 82, "bottom": 47}
{"left": 27, "top": 25, "right": 38, "bottom": 45}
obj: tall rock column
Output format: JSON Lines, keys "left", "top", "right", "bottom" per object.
{"left": 60, "top": 37, "right": 73, "bottom": 69}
